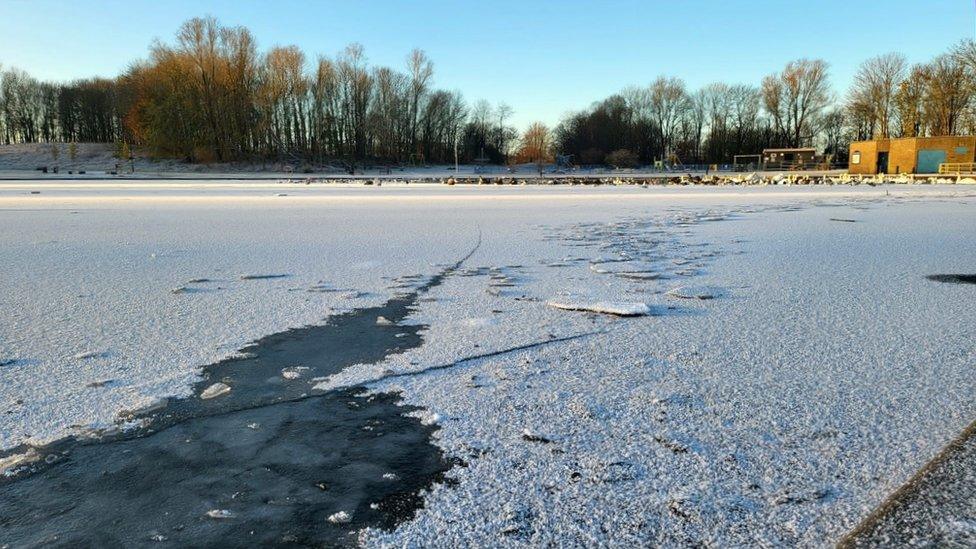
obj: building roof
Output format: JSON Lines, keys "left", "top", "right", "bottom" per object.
{"left": 850, "top": 135, "right": 976, "bottom": 146}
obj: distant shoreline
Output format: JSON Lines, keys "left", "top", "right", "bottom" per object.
{"left": 0, "top": 171, "right": 968, "bottom": 186}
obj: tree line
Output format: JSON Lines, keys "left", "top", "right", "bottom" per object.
{"left": 2, "top": 17, "right": 976, "bottom": 167}
{"left": 554, "top": 42, "right": 976, "bottom": 167}
{"left": 0, "top": 17, "right": 517, "bottom": 167}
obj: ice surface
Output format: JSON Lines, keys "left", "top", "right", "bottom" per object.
{"left": 2, "top": 182, "right": 976, "bottom": 545}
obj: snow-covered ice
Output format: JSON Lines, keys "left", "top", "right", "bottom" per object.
{"left": 1, "top": 181, "right": 975, "bottom": 545}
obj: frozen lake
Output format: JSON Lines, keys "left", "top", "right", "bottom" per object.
{"left": 1, "top": 182, "right": 975, "bottom": 546}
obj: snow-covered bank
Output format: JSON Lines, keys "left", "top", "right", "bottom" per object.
{"left": 1, "top": 182, "right": 975, "bottom": 545}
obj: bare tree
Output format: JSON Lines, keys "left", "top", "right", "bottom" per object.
{"left": 516, "top": 122, "right": 551, "bottom": 165}
{"left": 649, "top": 76, "right": 689, "bottom": 161}
{"left": 762, "top": 59, "right": 831, "bottom": 147}
{"left": 0, "top": 63, "right": 5, "bottom": 144}
{"left": 337, "top": 44, "right": 373, "bottom": 162}
{"left": 847, "top": 53, "right": 906, "bottom": 138}
{"left": 221, "top": 25, "right": 260, "bottom": 158}
{"left": 369, "top": 66, "right": 410, "bottom": 161}
{"left": 310, "top": 56, "right": 340, "bottom": 158}
{"left": 819, "top": 108, "right": 848, "bottom": 160}
{"left": 176, "top": 17, "right": 224, "bottom": 159}
{"left": 728, "top": 85, "right": 761, "bottom": 142}
{"left": 621, "top": 85, "right": 651, "bottom": 121}
{"left": 407, "top": 49, "right": 433, "bottom": 158}
{"left": 953, "top": 39, "right": 976, "bottom": 74}
{"left": 923, "top": 54, "right": 971, "bottom": 136}
{"left": 894, "top": 65, "right": 927, "bottom": 137}
{"left": 616, "top": 86, "right": 655, "bottom": 160}
{"left": 259, "top": 46, "right": 308, "bottom": 158}
{"left": 495, "top": 102, "right": 514, "bottom": 160}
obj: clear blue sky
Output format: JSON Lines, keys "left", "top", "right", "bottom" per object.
{"left": 1, "top": 0, "right": 973, "bottom": 129}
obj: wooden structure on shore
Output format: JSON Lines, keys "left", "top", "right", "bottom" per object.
{"left": 762, "top": 148, "right": 818, "bottom": 169}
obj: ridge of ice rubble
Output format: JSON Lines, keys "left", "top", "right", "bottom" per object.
{"left": 546, "top": 300, "right": 654, "bottom": 316}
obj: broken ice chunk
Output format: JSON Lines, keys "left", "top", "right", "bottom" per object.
{"left": 327, "top": 511, "right": 352, "bottom": 524}
{"left": 590, "top": 260, "right": 659, "bottom": 275}
{"left": 281, "top": 366, "right": 309, "bottom": 380}
{"left": 521, "top": 429, "right": 555, "bottom": 444}
{"left": 616, "top": 271, "right": 665, "bottom": 280}
{"left": 200, "top": 382, "right": 231, "bottom": 400}
{"left": 547, "top": 300, "right": 653, "bottom": 317}
{"left": 205, "top": 509, "right": 235, "bottom": 519}
{"left": 239, "top": 273, "right": 289, "bottom": 280}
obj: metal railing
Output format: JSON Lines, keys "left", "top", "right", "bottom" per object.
{"left": 938, "top": 162, "right": 976, "bottom": 174}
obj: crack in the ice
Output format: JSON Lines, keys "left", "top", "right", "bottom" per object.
{"left": 155, "top": 333, "right": 599, "bottom": 433}
{"left": 374, "top": 331, "right": 603, "bottom": 384}
{"left": 838, "top": 417, "right": 976, "bottom": 547}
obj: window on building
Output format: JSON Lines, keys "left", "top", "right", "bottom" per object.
{"left": 851, "top": 152, "right": 861, "bottom": 164}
